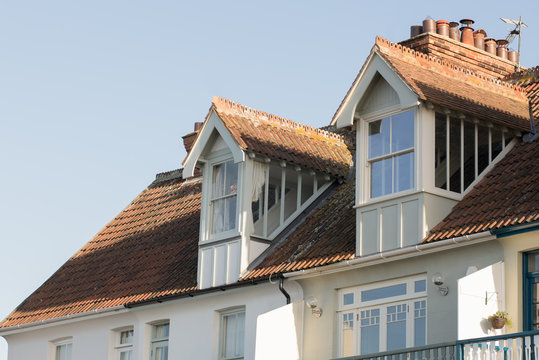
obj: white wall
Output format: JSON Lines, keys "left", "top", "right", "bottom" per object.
{"left": 2, "top": 282, "right": 302, "bottom": 360}
{"left": 457, "top": 262, "right": 505, "bottom": 339}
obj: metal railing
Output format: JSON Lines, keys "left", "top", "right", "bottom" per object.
{"left": 456, "top": 330, "right": 539, "bottom": 360}
{"left": 332, "top": 331, "right": 539, "bottom": 360}
{"left": 333, "top": 342, "right": 457, "bottom": 360}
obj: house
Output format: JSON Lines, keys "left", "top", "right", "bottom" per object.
{"left": 1, "top": 17, "right": 538, "bottom": 360}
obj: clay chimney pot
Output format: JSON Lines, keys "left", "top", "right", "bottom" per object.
{"left": 484, "top": 38, "right": 497, "bottom": 55}
{"left": 449, "top": 22, "right": 460, "bottom": 41}
{"left": 436, "top": 20, "right": 450, "bottom": 37}
{"left": 423, "top": 18, "right": 436, "bottom": 33}
{"left": 460, "top": 26, "right": 474, "bottom": 46}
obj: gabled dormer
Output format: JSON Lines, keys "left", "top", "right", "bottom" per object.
{"left": 332, "top": 36, "right": 529, "bottom": 257}
{"left": 184, "top": 97, "right": 353, "bottom": 289}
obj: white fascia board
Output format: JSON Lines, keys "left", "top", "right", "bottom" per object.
{"left": 333, "top": 51, "right": 418, "bottom": 129}
{"left": 183, "top": 110, "right": 245, "bottom": 177}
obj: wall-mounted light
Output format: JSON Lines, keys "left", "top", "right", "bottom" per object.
{"left": 306, "top": 296, "right": 323, "bottom": 318}
{"left": 432, "top": 272, "right": 449, "bottom": 296}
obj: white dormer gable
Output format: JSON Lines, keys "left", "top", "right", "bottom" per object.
{"left": 332, "top": 51, "right": 418, "bottom": 129}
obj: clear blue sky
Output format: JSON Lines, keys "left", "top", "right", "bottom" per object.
{"left": 1, "top": 1, "right": 538, "bottom": 358}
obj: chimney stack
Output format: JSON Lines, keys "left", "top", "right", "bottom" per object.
{"left": 182, "top": 122, "right": 204, "bottom": 153}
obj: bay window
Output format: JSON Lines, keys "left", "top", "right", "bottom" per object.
{"left": 211, "top": 160, "right": 238, "bottom": 234}
{"left": 368, "top": 110, "right": 415, "bottom": 198}
{"left": 338, "top": 276, "right": 427, "bottom": 357}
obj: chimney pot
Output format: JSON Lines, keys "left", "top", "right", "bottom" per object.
{"left": 473, "top": 29, "right": 487, "bottom": 50}
{"left": 436, "top": 20, "right": 450, "bottom": 37}
{"left": 460, "top": 26, "right": 474, "bottom": 46}
{"left": 410, "top": 25, "right": 423, "bottom": 38}
{"left": 508, "top": 50, "right": 519, "bottom": 63}
{"left": 496, "top": 39, "right": 509, "bottom": 59}
{"left": 484, "top": 38, "right": 497, "bottom": 55}
{"left": 449, "top": 22, "right": 460, "bottom": 41}
{"left": 423, "top": 18, "right": 436, "bottom": 33}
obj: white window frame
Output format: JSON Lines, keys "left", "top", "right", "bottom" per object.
{"left": 219, "top": 308, "right": 246, "bottom": 360}
{"left": 54, "top": 339, "right": 73, "bottom": 360}
{"left": 359, "top": 107, "right": 417, "bottom": 204}
{"left": 337, "top": 275, "right": 427, "bottom": 357}
{"left": 149, "top": 322, "right": 169, "bottom": 360}
{"left": 203, "top": 150, "right": 241, "bottom": 242}
{"left": 114, "top": 328, "right": 134, "bottom": 360}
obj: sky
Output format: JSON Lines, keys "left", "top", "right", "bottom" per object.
{"left": 1, "top": 1, "right": 538, "bottom": 358}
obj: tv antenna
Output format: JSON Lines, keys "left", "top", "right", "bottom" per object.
{"left": 500, "top": 16, "right": 527, "bottom": 70}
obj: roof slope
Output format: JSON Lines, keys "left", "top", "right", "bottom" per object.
{"left": 243, "top": 181, "right": 356, "bottom": 280}
{"left": 0, "top": 171, "right": 201, "bottom": 328}
{"left": 375, "top": 37, "right": 530, "bottom": 131}
{"left": 212, "top": 97, "right": 353, "bottom": 178}
{"left": 424, "top": 139, "right": 539, "bottom": 243}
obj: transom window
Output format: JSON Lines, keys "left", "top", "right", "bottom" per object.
{"left": 220, "top": 308, "right": 245, "bottom": 360}
{"left": 211, "top": 160, "right": 238, "bottom": 234}
{"left": 338, "top": 276, "right": 427, "bottom": 357}
{"left": 368, "top": 110, "right": 415, "bottom": 198}
{"left": 115, "top": 329, "right": 134, "bottom": 360}
{"left": 434, "top": 112, "right": 514, "bottom": 193}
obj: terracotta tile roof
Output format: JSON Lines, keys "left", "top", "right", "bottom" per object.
{"left": 503, "top": 66, "right": 539, "bottom": 121}
{"left": 375, "top": 37, "right": 531, "bottom": 131}
{"left": 0, "top": 171, "right": 202, "bottom": 328}
{"left": 423, "top": 139, "right": 539, "bottom": 243}
{"left": 243, "top": 181, "right": 356, "bottom": 280}
{"left": 211, "top": 97, "right": 353, "bottom": 178}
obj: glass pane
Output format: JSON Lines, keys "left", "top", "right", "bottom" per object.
{"left": 394, "top": 152, "right": 414, "bottom": 192}
{"left": 120, "top": 350, "right": 133, "bottom": 360}
{"left": 529, "top": 254, "right": 539, "bottom": 273}
{"left": 533, "top": 303, "right": 539, "bottom": 328}
{"left": 342, "top": 313, "right": 355, "bottom": 357}
{"left": 371, "top": 158, "right": 392, "bottom": 198}
{"left": 491, "top": 127, "right": 503, "bottom": 160}
{"left": 154, "top": 323, "right": 169, "bottom": 339}
{"left": 236, "top": 312, "right": 245, "bottom": 358}
{"left": 343, "top": 293, "right": 354, "bottom": 306}
{"left": 212, "top": 197, "right": 237, "bottom": 234}
{"left": 449, "top": 117, "right": 461, "bottom": 193}
{"left": 361, "top": 283, "right": 407, "bottom": 302}
{"left": 369, "top": 118, "right": 390, "bottom": 159}
{"left": 477, "top": 125, "right": 489, "bottom": 175}
{"left": 414, "top": 280, "right": 426, "bottom": 293}
{"left": 463, "top": 121, "right": 475, "bottom": 190}
{"left": 505, "top": 132, "right": 514, "bottom": 146}
{"left": 224, "top": 161, "right": 238, "bottom": 195}
{"left": 284, "top": 167, "right": 298, "bottom": 220}
{"left": 213, "top": 163, "right": 225, "bottom": 198}
{"left": 120, "top": 330, "right": 134, "bottom": 344}
{"left": 153, "top": 345, "right": 168, "bottom": 360}
{"left": 360, "top": 309, "right": 380, "bottom": 354}
{"left": 392, "top": 110, "right": 414, "bottom": 152}
{"left": 435, "top": 112, "right": 447, "bottom": 190}
{"left": 534, "top": 283, "right": 539, "bottom": 303}
{"left": 387, "top": 304, "right": 407, "bottom": 350}
{"left": 301, "top": 173, "right": 314, "bottom": 205}
{"left": 414, "top": 300, "right": 427, "bottom": 346}
{"left": 223, "top": 314, "right": 237, "bottom": 357}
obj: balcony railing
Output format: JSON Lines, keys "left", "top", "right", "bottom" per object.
{"left": 332, "top": 330, "right": 539, "bottom": 360}
{"left": 456, "top": 330, "right": 539, "bottom": 360}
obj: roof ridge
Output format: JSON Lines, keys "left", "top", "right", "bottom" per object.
{"left": 375, "top": 36, "right": 527, "bottom": 94}
{"left": 154, "top": 169, "right": 183, "bottom": 182}
{"left": 212, "top": 96, "right": 345, "bottom": 142}
{"left": 503, "top": 65, "right": 539, "bottom": 84}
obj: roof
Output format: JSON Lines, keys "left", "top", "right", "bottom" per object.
{"left": 0, "top": 170, "right": 202, "bottom": 328}
{"left": 333, "top": 37, "right": 531, "bottom": 131}
{"left": 211, "top": 97, "right": 353, "bottom": 178}
{"left": 375, "top": 37, "right": 530, "bottom": 131}
{"left": 243, "top": 181, "right": 356, "bottom": 280}
{"left": 424, "top": 139, "right": 539, "bottom": 243}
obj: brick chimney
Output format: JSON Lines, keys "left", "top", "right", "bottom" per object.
{"left": 182, "top": 122, "right": 203, "bottom": 153}
{"left": 401, "top": 18, "right": 520, "bottom": 78}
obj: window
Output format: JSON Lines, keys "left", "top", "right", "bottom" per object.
{"left": 338, "top": 276, "right": 427, "bottom": 357}
{"left": 220, "top": 308, "right": 245, "bottom": 360}
{"left": 211, "top": 160, "right": 238, "bottom": 234}
{"left": 150, "top": 323, "right": 169, "bottom": 360}
{"left": 435, "top": 112, "right": 514, "bottom": 193}
{"left": 54, "top": 340, "right": 72, "bottom": 360}
{"left": 115, "top": 329, "right": 134, "bottom": 360}
{"left": 524, "top": 251, "right": 539, "bottom": 330}
{"left": 368, "top": 110, "right": 415, "bottom": 198}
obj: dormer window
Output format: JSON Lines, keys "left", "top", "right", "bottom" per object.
{"left": 211, "top": 160, "right": 238, "bottom": 234}
{"left": 368, "top": 110, "right": 415, "bottom": 198}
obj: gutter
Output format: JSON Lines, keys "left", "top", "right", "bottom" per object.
{"left": 283, "top": 231, "right": 494, "bottom": 279}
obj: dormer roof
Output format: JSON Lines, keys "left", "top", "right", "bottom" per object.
{"left": 332, "top": 37, "right": 530, "bottom": 131}
{"left": 185, "top": 97, "right": 353, "bottom": 179}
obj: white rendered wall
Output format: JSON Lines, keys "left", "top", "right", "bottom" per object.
{"left": 457, "top": 262, "right": 505, "bottom": 339}
{"left": 2, "top": 282, "right": 302, "bottom": 360}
